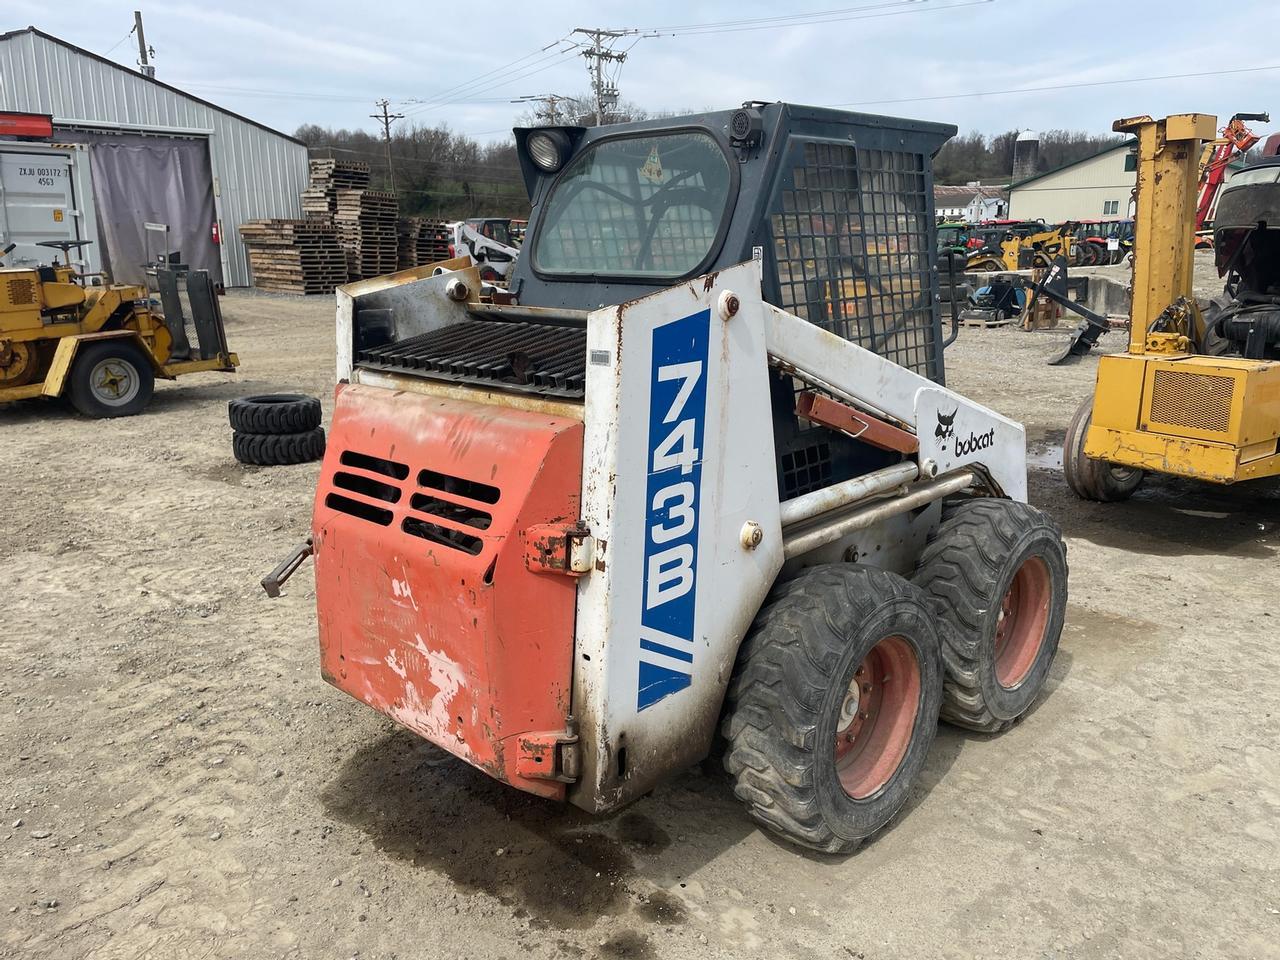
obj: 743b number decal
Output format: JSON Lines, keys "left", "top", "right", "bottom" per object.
{"left": 637, "top": 309, "right": 709, "bottom": 710}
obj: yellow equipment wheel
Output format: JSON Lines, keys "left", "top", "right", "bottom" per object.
{"left": 0, "top": 341, "right": 40, "bottom": 387}
{"left": 1063, "top": 396, "right": 1143, "bottom": 502}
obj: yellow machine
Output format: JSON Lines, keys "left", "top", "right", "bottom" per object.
{"left": 1063, "top": 114, "right": 1280, "bottom": 499}
{"left": 0, "top": 241, "right": 238, "bottom": 418}
{"left": 967, "top": 223, "right": 1075, "bottom": 273}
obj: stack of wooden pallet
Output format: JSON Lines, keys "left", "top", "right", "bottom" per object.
{"left": 396, "top": 217, "right": 453, "bottom": 270}
{"left": 301, "top": 159, "right": 370, "bottom": 219}
{"left": 239, "top": 219, "right": 348, "bottom": 294}
{"left": 334, "top": 190, "right": 398, "bottom": 279}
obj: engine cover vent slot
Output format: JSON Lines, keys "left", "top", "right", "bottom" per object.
{"left": 333, "top": 471, "right": 402, "bottom": 503}
{"left": 410, "top": 492, "right": 492, "bottom": 530}
{"left": 339, "top": 450, "right": 409, "bottom": 480}
{"left": 419, "top": 468, "right": 501, "bottom": 504}
{"left": 325, "top": 492, "right": 393, "bottom": 526}
{"left": 402, "top": 516, "right": 484, "bottom": 554}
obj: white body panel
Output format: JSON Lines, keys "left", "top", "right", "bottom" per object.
{"left": 571, "top": 261, "right": 784, "bottom": 810}
{"left": 761, "top": 303, "right": 1027, "bottom": 501}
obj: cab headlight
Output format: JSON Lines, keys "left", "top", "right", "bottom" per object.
{"left": 527, "top": 130, "right": 569, "bottom": 173}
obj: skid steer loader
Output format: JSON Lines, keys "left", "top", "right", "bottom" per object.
{"left": 270, "top": 102, "right": 1069, "bottom": 853}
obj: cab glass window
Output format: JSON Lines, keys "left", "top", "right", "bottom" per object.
{"left": 533, "top": 132, "right": 732, "bottom": 278}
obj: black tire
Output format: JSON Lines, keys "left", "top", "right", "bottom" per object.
{"left": 67, "top": 340, "right": 155, "bottom": 419}
{"left": 1063, "top": 396, "right": 1143, "bottom": 501}
{"left": 233, "top": 428, "right": 326, "bottom": 466}
{"left": 913, "top": 499, "right": 1068, "bottom": 734}
{"left": 228, "top": 394, "right": 321, "bottom": 434}
{"left": 722, "top": 565, "right": 943, "bottom": 854}
{"left": 1198, "top": 297, "right": 1237, "bottom": 357}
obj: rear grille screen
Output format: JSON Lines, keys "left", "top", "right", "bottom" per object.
{"left": 6, "top": 278, "right": 36, "bottom": 306}
{"left": 771, "top": 141, "right": 938, "bottom": 379}
{"left": 358, "top": 319, "right": 587, "bottom": 398}
{"left": 1149, "top": 369, "right": 1233, "bottom": 433}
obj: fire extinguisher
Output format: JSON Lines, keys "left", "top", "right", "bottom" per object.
{"left": 211, "top": 222, "right": 221, "bottom": 245}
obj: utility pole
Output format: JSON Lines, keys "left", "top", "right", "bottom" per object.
{"left": 133, "top": 11, "right": 155, "bottom": 77}
{"left": 570, "top": 28, "right": 637, "bottom": 126}
{"left": 512, "top": 94, "right": 580, "bottom": 126}
{"left": 370, "top": 99, "right": 404, "bottom": 192}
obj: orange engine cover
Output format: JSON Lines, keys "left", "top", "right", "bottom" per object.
{"left": 313, "top": 384, "right": 584, "bottom": 799}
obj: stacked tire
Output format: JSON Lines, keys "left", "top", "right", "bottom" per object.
{"left": 229, "top": 394, "right": 325, "bottom": 466}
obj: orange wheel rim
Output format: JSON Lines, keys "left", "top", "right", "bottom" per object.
{"left": 994, "top": 557, "right": 1051, "bottom": 688}
{"left": 833, "top": 636, "right": 920, "bottom": 800}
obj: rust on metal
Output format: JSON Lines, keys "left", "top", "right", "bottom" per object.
{"left": 524, "top": 522, "right": 592, "bottom": 577}
{"left": 797, "top": 390, "right": 920, "bottom": 454}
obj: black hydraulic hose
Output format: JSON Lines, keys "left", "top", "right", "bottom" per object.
{"left": 942, "top": 253, "right": 962, "bottom": 348}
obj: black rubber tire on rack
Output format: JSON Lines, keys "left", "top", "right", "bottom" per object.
{"left": 66, "top": 339, "right": 155, "bottom": 419}
{"left": 1063, "top": 396, "right": 1143, "bottom": 502}
{"left": 228, "top": 394, "right": 321, "bottom": 435}
{"left": 232, "top": 428, "right": 326, "bottom": 466}
{"left": 913, "top": 498, "right": 1068, "bottom": 734}
{"left": 722, "top": 565, "right": 943, "bottom": 854}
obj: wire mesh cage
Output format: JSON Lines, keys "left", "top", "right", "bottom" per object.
{"left": 771, "top": 139, "right": 939, "bottom": 380}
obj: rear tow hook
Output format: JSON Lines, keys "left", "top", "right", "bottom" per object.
{"left": 261, "top": 538, "right": 313, "bottom": 598}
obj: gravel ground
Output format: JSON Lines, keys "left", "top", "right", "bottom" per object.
{"left": 2, "top": 264, "right": 1278, "bottom": 960}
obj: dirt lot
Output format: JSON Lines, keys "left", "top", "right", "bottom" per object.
{"left": 3, "top": 272, "right": 1279, "bottom": 960}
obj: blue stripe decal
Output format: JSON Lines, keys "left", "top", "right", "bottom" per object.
{"left": 636, "top": 308, "right": 710, "bottom": 711}
{"left": 639, "top": 638, "right": 695, "bottom": 663}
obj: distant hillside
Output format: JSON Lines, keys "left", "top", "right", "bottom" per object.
{"left": 294, "top": 122, "right": 529, "bottom": 221}
{"left": 934, "top": 129, "right": 1127, "bottom": 184}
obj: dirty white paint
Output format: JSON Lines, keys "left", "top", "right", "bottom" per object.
{"left": 572, "top": 261, "right": 785, "bottom": 811}
{"left": 390, "top": 577, "right": 419, "bottom": 611}
{"left": 762, "top": 303, "right": 1028, "bottom": 500}
{"left": 383, "top": 643, "right": 467, "bottom": 745}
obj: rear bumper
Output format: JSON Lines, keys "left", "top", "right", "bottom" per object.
{"left": 313, "top": 383, "right": 584, "bottom": 799}
{"left": 1084, "top": 425, "right": 1280, "bottom": 483}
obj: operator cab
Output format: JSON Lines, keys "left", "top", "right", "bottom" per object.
{"left": 349, "top": 102, "right": 956, "bottom": 501}
{"left": 502, "top": 102, "right": 955, "bottom": 383}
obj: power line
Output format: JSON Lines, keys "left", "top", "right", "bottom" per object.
{"left": 828, "top": 62, "right": 1280, "bottom": 108}
{"left": 646, "top": 0, "right": 930, "bottom": 31}
{"left": 398, "top": 40, "right": 571, "bottom": 114}
{"left": 641, "top": 0, "right": 993, "bottom": 36}
{"left": 101, "top": 26, "right": 135, "bottom": 57}
{"left": 512, "top": 94, "right": 583, "bottom": 125}
{"left": 400, "top": 44, "right": 583, "bottom": 118}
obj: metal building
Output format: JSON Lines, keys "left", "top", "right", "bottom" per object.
{"left": 0, "top": 26, "right": 308, "bottom": 287}
{"left": 1007, "top": 141, "right": 1138, "bottom": 223}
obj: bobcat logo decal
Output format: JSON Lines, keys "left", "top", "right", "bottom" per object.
{"left": 935, "top": 408, "right": 958, "bottom": 451}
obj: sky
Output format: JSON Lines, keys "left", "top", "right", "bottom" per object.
{"left": 7, "top": 0, "right": 1280, "bottom": 144}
